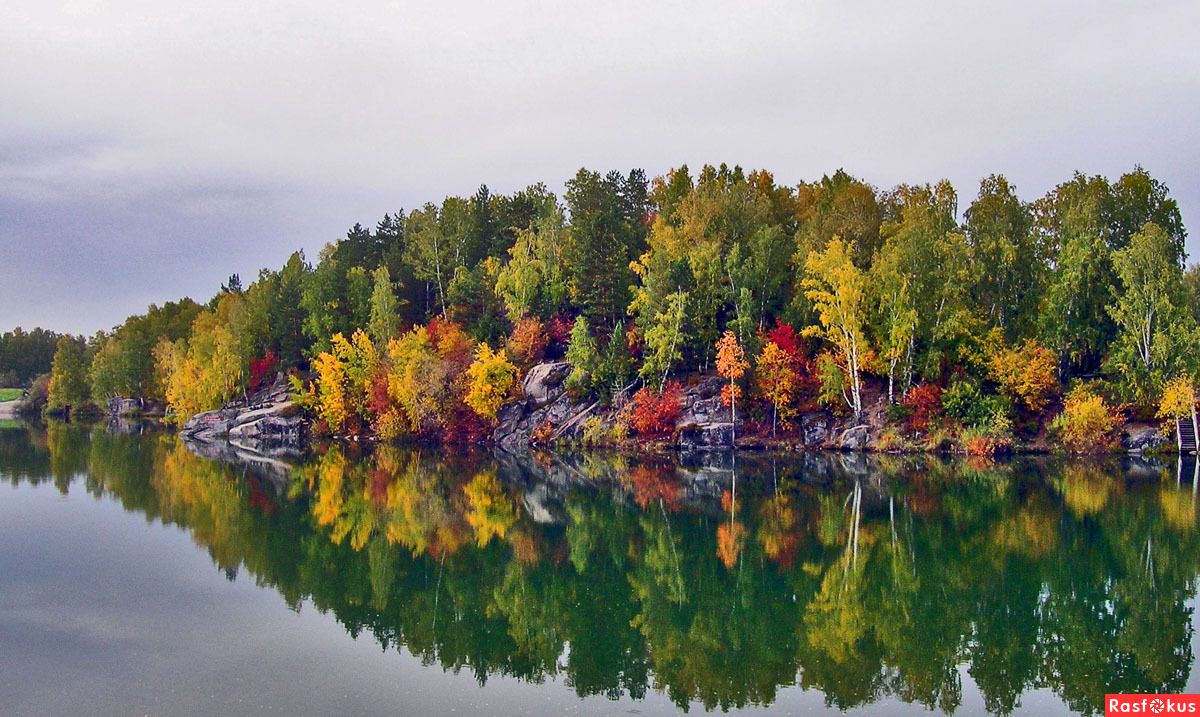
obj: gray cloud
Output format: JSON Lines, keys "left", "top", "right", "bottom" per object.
{"left": 1, "top": 0, "right": 1197, "bottom": 333}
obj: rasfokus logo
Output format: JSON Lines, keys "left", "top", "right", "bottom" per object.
{"left": 1106, "top": 695, "right": 1200, "bottom": 715}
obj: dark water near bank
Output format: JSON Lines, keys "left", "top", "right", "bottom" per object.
{"left": 3, "top": 424, "right": 1200, "bottom": 716}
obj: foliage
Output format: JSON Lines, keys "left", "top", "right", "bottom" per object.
{"left": 754, "top": 341, "right": 800, "bottom": 433}
{"left": 506, "top": 316, "right": 549, "bottom": 371}
{"left": 579, "top": 415, "right": 628, "bottom": 446}
{"left": 0, "top": 326, "right": 64, "bottom": 387}
{"left": 377, "top": 326, "right": 442, "bottom": 438}
{"left": 900, "top": 384, "right": 943, "bottom": 433}
{"left": 29, "top": 163, "right": 1194, "bottom": 449}
{"left": 1158, "top": 376, "right": 1197, "bottom": 420}
{"left": 306, "top": 330, "right": 378, "bottom": 434}
{"left": 464, "top": 343, "right": 518, "bottom": 422}
{"left": 368, "top": 266, "right": 403, "bottom": 346}
{"left": 987, "top": 339, "right": 1058, "bottom": 413}
{"left": 564, "top": 316, "right": 599, "bottom": 398}
{"left": 942, "top": 377, "right": 1009, "bottom": 429}
{"left": 248, "top": 351, "right": 279, "bottom": 393}
{"left": 638, "top": 291, "right": 688, "bottom": 392}
{"left": 715, "top": 330, "right": 748, "bottom": 410}
{"left": 1105, "top": 221, "right": 1193, "bottom": 403}
{"left": 802, "top": 238, "right": 869, "bottom": 416}
{"left": 960, "top": 412, "right": 1013, "bottom": 456}
{"left": 1052, "top": 384, "right": 1124, "bottom": 454}
{"left": 46, "top": 336, "right": 91, "bottom": 415}
{"left": 623, "top": 381, "right": 683, "bottom": 438}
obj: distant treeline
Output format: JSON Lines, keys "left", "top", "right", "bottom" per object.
{"left": 0, "top": 327, "right": 65, "bottom": 387}
{"left": 17, "top": 165, "right": 1199, "bottom": 448}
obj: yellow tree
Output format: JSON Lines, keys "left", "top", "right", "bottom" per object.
{"left": 309, "top": 329, "right": 377, "bottom": 434}
{"left": 802, "top": 238, "right": 869, "bottom": 417}
{"left": 755, "top": 341, "right": 798, "bottom": 435}
{"left": 1158, "top": 375, "right": 1198, "bottom": 453}
{"left": 464, "top": 343, "right": 518, "bottom": 421}
{"left": 715, "top": 330, "right": 749, "bottom": 443}
{"left": 987, "top": 337, "right": 1059, "bottom": 413}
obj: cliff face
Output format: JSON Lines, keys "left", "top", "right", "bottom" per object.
{"left": 492, "top": 362, "right": 850, "bottom": 450}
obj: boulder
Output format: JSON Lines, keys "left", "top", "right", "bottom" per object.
{"left": 523, "top": 362, "right": 571, "bottom": 407}
{"left": 1124, "top": 426, "right": 1169, "bottom": 453}
{"left": 679, "top": 422, "right": 735, "bottom": 448}
{"left": 801, "top": 412, "right": 830, "bottom": 446}
{"left": 181, "top": 376, "right": 306, "bottom": 453}
{"left": 107, "top": 396, "right": 142, "bottom": 417}
{"left": 839, "top": 425, "right": 871, "bottom": 451}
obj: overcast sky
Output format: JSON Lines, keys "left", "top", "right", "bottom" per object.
{"left": 1, "top": 0, "right": 1197, "bottom": 335}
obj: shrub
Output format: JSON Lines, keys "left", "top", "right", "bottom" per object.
{"left": 988, "top": 339, "right": 1058, "bottom": 413}
{"left": 900, "top": 384, "right": 943, "bottom": 433}
{"left": 530, "top": 419, "right": 554, "bottom": 445}
{"left": 1158, "top": 375, "right": 1197, "bottom": 430}
{"left": 1052, "top": 384, "right": 1124, "bottom": 454}
{"left": 875, "top": 428, "right": 907, "bottom": 452}
{"left": 464, "top": 344, "right": 519, "bottom": 421}
{"left": 960, "top": 414, "right": 1013, "bottom": 456}
{"left": 506, "top": 317, "right": 549, "bottom": 370}
{"left": 942, "top": 377, "right": 1008, "bottom": 428}
{"left": 623, "top": 381, "right": 684, "bottom": 438}
{"left": 581, "top": 415, "right": 624, "bottom": 446}
{"left": 248, "top": 351, "right": 279, "bottom": 393}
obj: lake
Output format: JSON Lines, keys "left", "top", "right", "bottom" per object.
{"left": 2, "top": 423, "right": 1199, "bottom": 716}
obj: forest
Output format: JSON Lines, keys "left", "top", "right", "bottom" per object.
{"left": 10, "top": 164, "right": 1198, "bottom": 452}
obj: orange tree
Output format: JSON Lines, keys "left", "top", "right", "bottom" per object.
{"left": 716, "top": 331, "right": 749, "bottom": 441}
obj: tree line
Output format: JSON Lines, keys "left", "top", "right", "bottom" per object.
{"left": 27, "top": 164, "right": 1197, "bottom": 448}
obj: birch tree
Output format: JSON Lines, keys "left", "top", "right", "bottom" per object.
{"left": 802, "top": 238, "right": 869, "bottom": 417}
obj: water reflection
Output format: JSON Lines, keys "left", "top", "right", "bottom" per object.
{"left": 2, "top": 423, "right": 1199, "bottom": 715}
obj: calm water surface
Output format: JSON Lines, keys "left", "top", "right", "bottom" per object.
{"left": 3, "top": 423, "right": 1200, "bottom": 716}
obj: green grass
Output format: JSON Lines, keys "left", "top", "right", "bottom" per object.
{"left": 0, "top": 388, "right": 23, "bottom": 402}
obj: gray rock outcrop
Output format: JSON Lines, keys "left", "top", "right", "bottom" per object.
{"left": 494, "top": 362, "right": 593, "bottom": 445}
{"left": 839, "top": 425, "right": 871, "bottom": 451}
{"left": 181, "top": 376, "right": 306, "bottom": 457}
{"left": 1123, "top": 426, "right": 1169, "bottom": 453}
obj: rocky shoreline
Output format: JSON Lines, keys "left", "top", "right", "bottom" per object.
{"left": 178, "top": 377, "right": 308, "bottom": 459}
{"left": 92, "top": 362, "right": 1172, "bottom": 461}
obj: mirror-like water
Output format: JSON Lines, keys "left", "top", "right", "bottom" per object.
{"left": 2, "top": 423, "right": 1199, "bottom": 716}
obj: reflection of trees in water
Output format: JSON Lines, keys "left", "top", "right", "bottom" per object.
{"left": 12, "top": 423, "right": 1200, "bottom": 715}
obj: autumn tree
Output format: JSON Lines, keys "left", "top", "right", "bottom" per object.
{"left": 308, "top": 329, "right": 378, "bottom": 434}
{"left": 506, "top": 316, "right": 549, "bottom": 371}
{"left": 1158, "top": 375, "right": 1198, "bottom": 453}
{"left": 987, "top": 338, "right": 1059, "bottom": 414}
{"left": 802, "top": 239, "right": 869, "bottom": 417}
{"left": 464, "top": 343, "right": 518, "bottom": 422}
{"left": 755, "top": 341, "right": 799, "bottom": 435}
{"left": 715, "top": 331, "right": 749, "bottom": 442}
